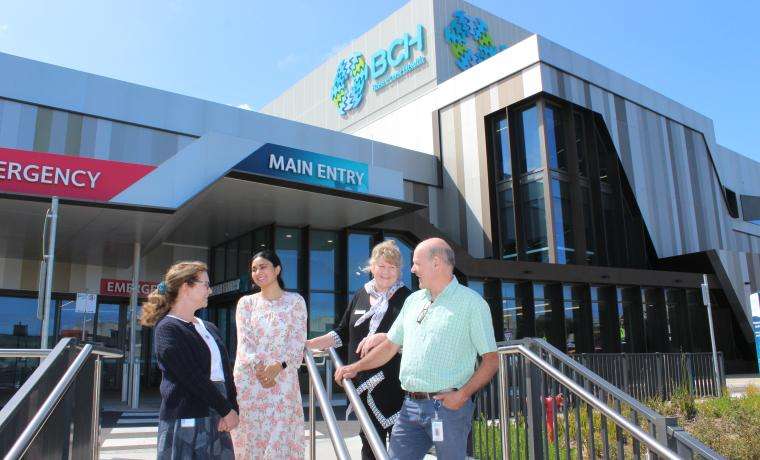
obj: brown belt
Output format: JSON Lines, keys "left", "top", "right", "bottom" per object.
{"left": 405, "top": 389, "right": 455, "bottom": 400}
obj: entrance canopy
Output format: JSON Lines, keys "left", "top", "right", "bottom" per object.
{"left": 147, "top": 173, "right": 423, "bottom": 254}
{"left": 0, "top": 173, "right": 422, "bottom": 268}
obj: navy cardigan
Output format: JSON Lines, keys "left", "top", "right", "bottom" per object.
{"left": 154, "top": 315, "right": 239, "bottom": 420}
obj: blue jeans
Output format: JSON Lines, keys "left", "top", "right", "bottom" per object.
{"left": 388, "top": 397, "right": 474, "bottom": 460}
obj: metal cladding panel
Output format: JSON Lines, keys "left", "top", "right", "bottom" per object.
{"left": 261, "top": 0, "right": 440, "bottom": 133}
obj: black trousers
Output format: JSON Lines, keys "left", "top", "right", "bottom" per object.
{"left": 359, "top": 393, "right": 392, "bottom": 460}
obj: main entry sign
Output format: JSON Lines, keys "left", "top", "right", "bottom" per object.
{"left": 232, "top": 143, "right": 369, "bottom": 193}
{"left": 0, "top": 147, "right": 155, "bottom": 201}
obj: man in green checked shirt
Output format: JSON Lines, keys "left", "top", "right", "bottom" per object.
{"left": 336, "top": 238, "right": 499, "bottom": 459}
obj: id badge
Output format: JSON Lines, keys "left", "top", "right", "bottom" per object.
{"left": 431, "top": 418, "right": 444, "bottom": 442}
{"left": 180, "top": 418, "right": 196, "bottom": 428}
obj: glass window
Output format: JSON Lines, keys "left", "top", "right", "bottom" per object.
{"left": 686, "top": 289, "right": 709, "bottom": 352}
{"left": 226, "top": 240, "right": 238, "bottom": 281}
{"left": 309, "top": 293, "right": 335, "bottom": 339}
{"left": 253, "top": 227, "right": 270, "bottom": 251}
{"left": 309, "top": 230, "right": 339, "bottom": 291}
{"left": 601, "top": 188, "right": 623, "bottom": 267}
{"left": 616, "top": 288, "right": 631, "bottom": 352}
{"left": 574, "top": 113, "right": 587, "bottom": 176}
{"left": 665, "top": 289, "right": 689, "bottom": 352}
{"left": 499, "top": 187, "right": 517, "bottom": 260}
{"left": 93, "top": 303, "right": 121, "bottom": 348}
{"left": 57, "top": 298, "right": 95, "bottom": 342}
{"left": 0, "top": 296, "right": 44, "bottom": 348}
{"left": 216, "top": 308, "right": 230, "bottom": 347}
{"left": 563, "top": 285, "right": 579, "bottom": 354}
{"left": 521, "top": 179, "right": 549, "bottom": 262}
{"left": 275, "top": 227, "right": 301, "bottom": 291}
{"left": 589, "top": 287, "right": 605, "bottom": 353}
{"left": 519, "top": 106, "right": 542, "bottom": 173}
{"left": 563, "top": 285, "right": 593, "bottom": 354}
{"left": 348, "top": 233, "right": 372, "bottom": 295}
{"left": 502, "top": 282, "right": 518, "bottom": 341}
{"left": 596, "top": 128, "right": 612, "bottom": 183}
{"left": 212, "top": 246, "right": 225, "bottom": 283}
{"left": 384, "top": 235, "right": 415, "bottom": 289}
{"left": 551, "top": 179, "right": 575, "bottom": 264}
{"left": 622, "top": 200, "right": 646, "bottom": 268}
{"left": 642, "top": 288, "right": 666, "bottom": 352}
{"left": 582, "top": 187, "right": 595, "bottom": 264}
{"left": 492, "top": 114, "right": 511, "bottom": 180}
{"left": 238, "top": 233, "right": 252, "bottom": 279}
{"left": 533, "top": 284, "right": 552, "bottom": 342}
{"left": 229, "top": 304, "right": 238, "bottom": 357}
{"left": 126, "top": 305, "right": 142, "bottom": 372}
{"left": 468, "top": 280, "right": 484, "bottom": 296}
{"left": 544, "top": 105, "right": 566, "bottom": 171}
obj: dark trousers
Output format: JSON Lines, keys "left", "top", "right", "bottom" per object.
{"left": 359, "top": 393, "right": 392, "bottom": 460}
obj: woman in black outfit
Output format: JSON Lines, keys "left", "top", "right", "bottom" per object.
{"left": 307, "top": 240, "right": 411, "bottom": 460}
{"left": 140, "top": 261, "right": 239, "bottom": 459}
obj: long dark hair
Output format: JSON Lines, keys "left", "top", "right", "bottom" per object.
{"left": 250, "top": 249, "right": 286, "bottom": 290}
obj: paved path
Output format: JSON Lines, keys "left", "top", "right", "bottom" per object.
{"left": 98, "top": 411, "right": 369, "bottom": 459}
{"left": 726, "top": 373, "right": 760, "bottom": 397}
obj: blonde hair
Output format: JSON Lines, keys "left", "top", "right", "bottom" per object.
{"left": 140, "top": 261, "right": 208, "bottom": 327}
{"left": 364, "top": 239, "right": 402, "bottom": 272}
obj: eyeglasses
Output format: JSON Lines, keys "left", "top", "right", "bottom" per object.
{"left": 416, "top": 301, "right": 433, "bottom": 324}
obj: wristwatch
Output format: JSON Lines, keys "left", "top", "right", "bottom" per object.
{"left": 281, "top": 361, "right": 288, "bottom": 369}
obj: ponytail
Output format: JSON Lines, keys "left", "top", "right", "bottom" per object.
{"left": 140, "top": 261, "right": 208, "bottom": 326}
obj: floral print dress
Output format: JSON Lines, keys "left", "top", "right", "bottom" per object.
{"left": 231, "top": 291, "right": 307, "bottom": 459}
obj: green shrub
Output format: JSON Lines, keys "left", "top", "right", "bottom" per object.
{"left": 645, "top": 391, "right": 760, "bottom": 459}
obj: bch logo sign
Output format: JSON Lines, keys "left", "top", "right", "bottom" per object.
{"left": 330, "top": 25, "right": 426, "bottom": 116}
{"left": 444, "top": 10, "right": 506, "bottom": 71}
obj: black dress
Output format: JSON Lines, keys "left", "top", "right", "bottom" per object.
{"left": 332, "top": 285, "right": 411, "bottom": 460}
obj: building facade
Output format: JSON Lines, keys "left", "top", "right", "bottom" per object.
{"left": 0, "top": 0, "right": 758, "bottom": 398}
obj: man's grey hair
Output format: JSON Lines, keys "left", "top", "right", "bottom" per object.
{"left": 429, "top": 245, "right": 455, "bottom": 267}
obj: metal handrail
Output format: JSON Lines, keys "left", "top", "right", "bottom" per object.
{"left": 0, "top": 345, "right": 123, "bottom": 359}
{"left": 0, "top": 350, "right": 50, "bottom": 359}
{"left": 499, "top": 344, "right": 680, "bottom": 460}
{"left": 4, "top": 344, "right": 93, "bottom": 460}
{"left": 303, "top": 348, "right": 350, "bottom": 460}
{"left": 0, "top": 339, "right": 73, "bottom": 426}
{"left": 327, "top": 347, "right": 390, "bottom": 460}
{"left": 508, "top": 338, "right": 663, "bottom": 420}
{"left": 669, "top": 426, "right": 725, "bottom": 459}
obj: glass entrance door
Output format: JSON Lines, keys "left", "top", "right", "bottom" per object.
{"left": 92, "top": 302, "right": 126, "bottom": 390}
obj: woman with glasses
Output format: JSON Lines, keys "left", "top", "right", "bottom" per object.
{"left": 141, "top": 261, "right": 239, "bottom": 459}
{"left": 231, "top": 250, "right": 307, "bottom": 459}
{"left": 307, "top": 240, "right": 411, "bottom": 459}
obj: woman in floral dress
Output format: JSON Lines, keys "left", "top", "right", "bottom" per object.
{"left": 232, "top": 250, "right": 307, "bottom": 459}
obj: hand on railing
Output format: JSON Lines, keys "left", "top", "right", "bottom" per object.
{"left": 334, "top": 363, "right": 359, "bottom": 387}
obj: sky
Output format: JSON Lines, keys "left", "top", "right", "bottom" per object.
{"left": 0, "top": 0, "right": 758, "bottom": 160}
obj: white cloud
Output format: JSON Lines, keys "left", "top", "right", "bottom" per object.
{"left": 276, "top": 53, "right": 299, "bottom": 70}
{"left": 236, "top": 103, "right": 253, "bottom": 111}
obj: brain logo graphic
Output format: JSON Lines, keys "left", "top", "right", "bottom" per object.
{"left": 330, "top": 52, "right": 369, "bottom": 115}
{"left": 444, "top": 10, "right": 507, "bottom": 71}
